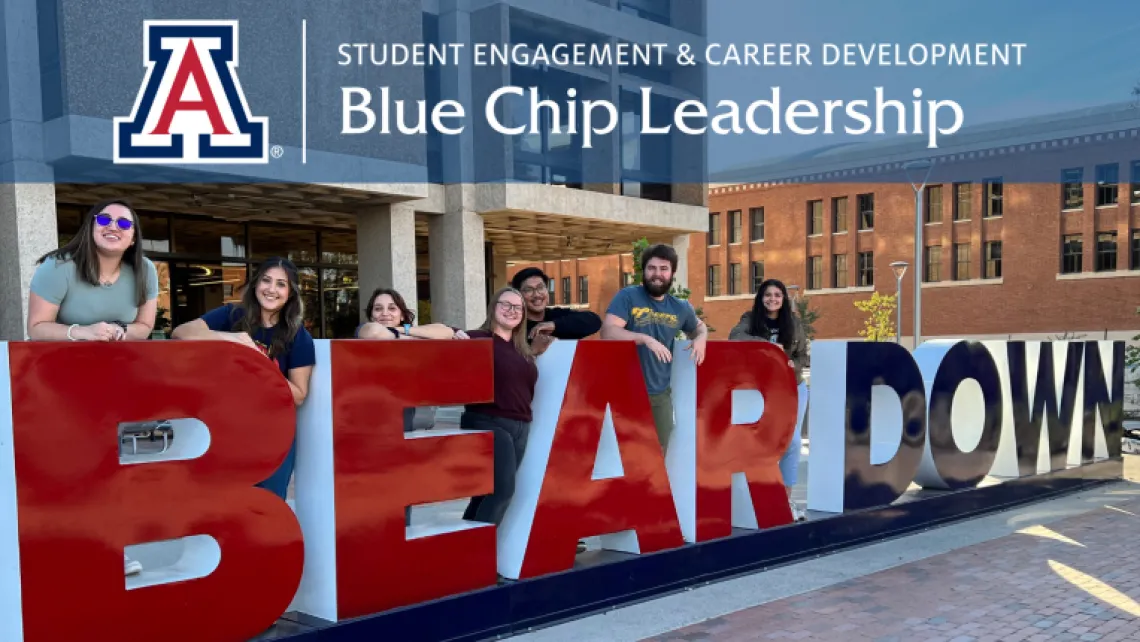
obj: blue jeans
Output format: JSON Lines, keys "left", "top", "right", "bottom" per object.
{"left": 257, "top": 439, "right": 296, "bottom": 501}
{"left": 779, "top": 382, "right": 808, "bottom": 488}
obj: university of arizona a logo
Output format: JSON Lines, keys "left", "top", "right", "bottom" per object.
{"left": 113, "top": 20, "right": 268, "bottom": 164}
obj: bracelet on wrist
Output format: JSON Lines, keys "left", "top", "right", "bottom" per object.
{"left": 67, "top": 324, "right": 78, "bottom": 341}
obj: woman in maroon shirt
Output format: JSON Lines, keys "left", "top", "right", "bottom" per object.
{"left": 461, "top": 287, "right": 538, "bottom": 525}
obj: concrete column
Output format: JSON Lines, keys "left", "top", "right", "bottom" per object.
{"left": 429, "top": 208, "right": 487, "bottom": 329}
{"left": 0, "top": 184, "right": 58, "bottom": 340}
{"left": 0, "top": 0, "right": 56, "bottom": 340}
{"left": 673, "top": 233, "right": 690, "bottom": 290}
{"left": 356, "top": 203, "right": 418, "bottom": 324}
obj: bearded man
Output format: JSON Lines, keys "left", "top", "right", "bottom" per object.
{"left": 601, "top": 243, "right": 707, "bottom": 450}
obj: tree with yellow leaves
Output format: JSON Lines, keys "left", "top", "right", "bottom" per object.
{"left": 853, "top": 291, "right": 897, "bottom": 342}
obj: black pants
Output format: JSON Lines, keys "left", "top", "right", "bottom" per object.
{"left": 460, "top": 411, "right": 529, "bottom": 526}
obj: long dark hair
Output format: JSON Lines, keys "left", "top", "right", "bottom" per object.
{"left": 37, "top": 198, "right": 150, "bottom": 306}
{"left": 233, "top": 257, "right": 303, "bottom": 360}
{"left": 365, "top": 287, "right": 415, "bottom": 325}
{"left": 749, "top": 278, "right": 796, "bottom": 354}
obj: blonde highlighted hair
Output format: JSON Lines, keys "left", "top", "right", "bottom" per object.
{"left": 481, "top": 287, "right": 534, "bottom": 362}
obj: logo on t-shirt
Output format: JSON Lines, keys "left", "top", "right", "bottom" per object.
{"left": 630, "top": 307, "right": 679, "bottom": 329}
{"left": 254, "top": 339, "right": 270, "bottom": 358}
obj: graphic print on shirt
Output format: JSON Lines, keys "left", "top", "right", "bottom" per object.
{"left": 630, "top": 307, "right": 679, "bottom": 330}
{"left": 253, "top": 338, "right": 271, "bottom": 358}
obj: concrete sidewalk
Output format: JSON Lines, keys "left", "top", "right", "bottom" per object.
{"left": 511, "top": 457, "right": 1140, "bottom": 642}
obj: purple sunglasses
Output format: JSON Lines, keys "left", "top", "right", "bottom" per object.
{"left": 95, "top": 213, "right": 134, "bottom": 231}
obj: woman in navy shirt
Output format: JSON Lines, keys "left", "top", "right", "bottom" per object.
{"left": 171, "top": 257, "right": 316, "bottom": 499}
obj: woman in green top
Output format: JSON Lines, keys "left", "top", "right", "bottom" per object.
{"left": 27, "top": 198, "right": 159, "bottom": 342}
{"left": 25, "top": 198, "right": 158, "bottom": 578}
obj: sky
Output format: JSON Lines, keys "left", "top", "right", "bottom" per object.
{"left": 703, "top": 0, "right": 1140, "bottom": 173}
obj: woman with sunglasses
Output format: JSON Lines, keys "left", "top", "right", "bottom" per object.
{"left": 27, "top": 199, "right": 158, "bottom": 577}
{"left": 28, "top": 199, "right": 158, "bottom": 343}
{"left": 459, "top": 287, "right": 538, "bottom": 526}
{"left": 171, "top": 257, "right": 315, "bottom": 500}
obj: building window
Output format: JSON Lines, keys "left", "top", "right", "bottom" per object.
{"left": 925, "top": 185, "right": 943, "bottom": 223}
{"left": 808, "top": 200, "right": 823, "bottom": 236}
{"left": 954, "top": 243, "right": 971, "bottom": 280}
{"left": 924, "top": 245, "right": 942, "bottom": 282}
{"left": 1095, "top": 232, "right": 1117, "bottom": 271}
{"left": 549, "top": 279, "right": 556, "bottom": 299}
{"left": 984, "top": 241, "right": 1002, "bottom": 279}
{"left": 750, "top": 261, "right": 764, "bottom": 292}
{"left": 1061, "top": 235, "right": 1082, "bottom": 274}
{"left": 622, "top": 272, "right": 633, "bottom": 286}
{"left": 707, "top": 265, "right": 721, "bottom": 296}
{"left": 833, "top": 254, "right": 848, "bottom": 288}
{"left": 561, "top": 276, "right": 571, "bottom": 304}
{"left": 578, "top": 275, "right": 589, "bottom": 304}
{"left": 750, "top": 207, "right": 764, "bottom": 241}
{"left": 857, "top": 251, "right": 874, "bottom": 286}
{"left": 832, "top": 197, "right": 848, "bottom": 233}
{"left": 806, "top": 256, "right": 823, "bottom": 290}
{"left": 1062, "top": 168, "right": 1084, "bottom": 209}
{"left": 707, "top": 213, "right": 720, "bottom": 245}
{"left": 728, "top": 210, "right": 742, "bottom": 243}
{"left": 857, "top": 193, "right": 874, "bottom": 230}
{"left": 954, "top": 183, "right": 971, "bottom": 221}
{"left": 1131, "top": 161, "right": 1140, "bottom": 205}
{"left": 1132, "top": 230, "right": 1140, "bottom": 269}
{"left": 728, "top": 263, "right": 741, "bottom": 295}
{"left": 984, "top": 178, "right": 1003, "bottom": 218}
{"left": 1095, "top": 164, "right": 1119, "bottom": 207}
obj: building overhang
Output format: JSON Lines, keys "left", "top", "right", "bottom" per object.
{"left": 471, "top": 183, "right": 706, "bottom": 262}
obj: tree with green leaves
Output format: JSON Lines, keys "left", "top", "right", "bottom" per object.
{"left": 853, "top": 291, "right": 896, "bottom": 342}
{"left": 631, "top": 238, "right": 713, "bottom": 334}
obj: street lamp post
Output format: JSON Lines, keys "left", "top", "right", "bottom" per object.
{"left": 903, "top": 160, "right": 933, "bottom": 349}
{"left": 889, "top": 261, "right": 908, "bottom": 345}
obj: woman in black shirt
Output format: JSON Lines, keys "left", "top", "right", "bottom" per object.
{"left": 460, "top": 287, "right": 538, "bottom": 526}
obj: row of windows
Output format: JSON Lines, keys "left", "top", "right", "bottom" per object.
{"left": 921, "top": 242, "right": 1003, "bottom": 282}
{"left": 710, "top": 162, "right": 1140, "bottom": 246}
{"left": 705, "top": 230, "right": 1140, "bottom": 297}
{"left": 1058, "top": 231, "right": 1140, "bottom": 274}
{"left": 1061, "top": 161, "right": 1140, "bottom": 210}
{"left": 540, "top": 276, "right": 590, "bottom": 305}
{"left": 708, "top": 195, "right": 877, "bottom": 246}
{"left": 922, "top": 180, "right": 1004, "bottom": 223}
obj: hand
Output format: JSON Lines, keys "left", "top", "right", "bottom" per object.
{"left": 788, "top": 359, "right": 794, "bottom": 369}
{"left": 528, "top": 321, "right": 555, "bottom": 340}
{"left": 454, "top": 330, "right": 470, "bottom": 340}
{"left": 686, "top": 337, "right": 707, "bottom": 366}
{"left": 532, "top": 332, "right": 555, "bottom": 356}
{"left": 640, "top": 336, "right": 672, "bottom": 363}
{"left": 226, "top": 332, "right": 262, "bottom": 352}
{"left": 77, "top": 322, "right": 120, "bottom": 342}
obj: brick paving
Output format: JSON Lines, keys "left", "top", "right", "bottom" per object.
{"left": 643, "top": 500, "right": 1140, "bottom": 642}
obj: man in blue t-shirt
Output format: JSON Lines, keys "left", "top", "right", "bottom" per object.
{"left": 603, "top": 243, "right": 707, "bottom": 450}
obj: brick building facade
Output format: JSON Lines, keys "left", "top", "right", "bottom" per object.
{"left": 509, "top": 105, "right": 1140, "bottom": 345}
